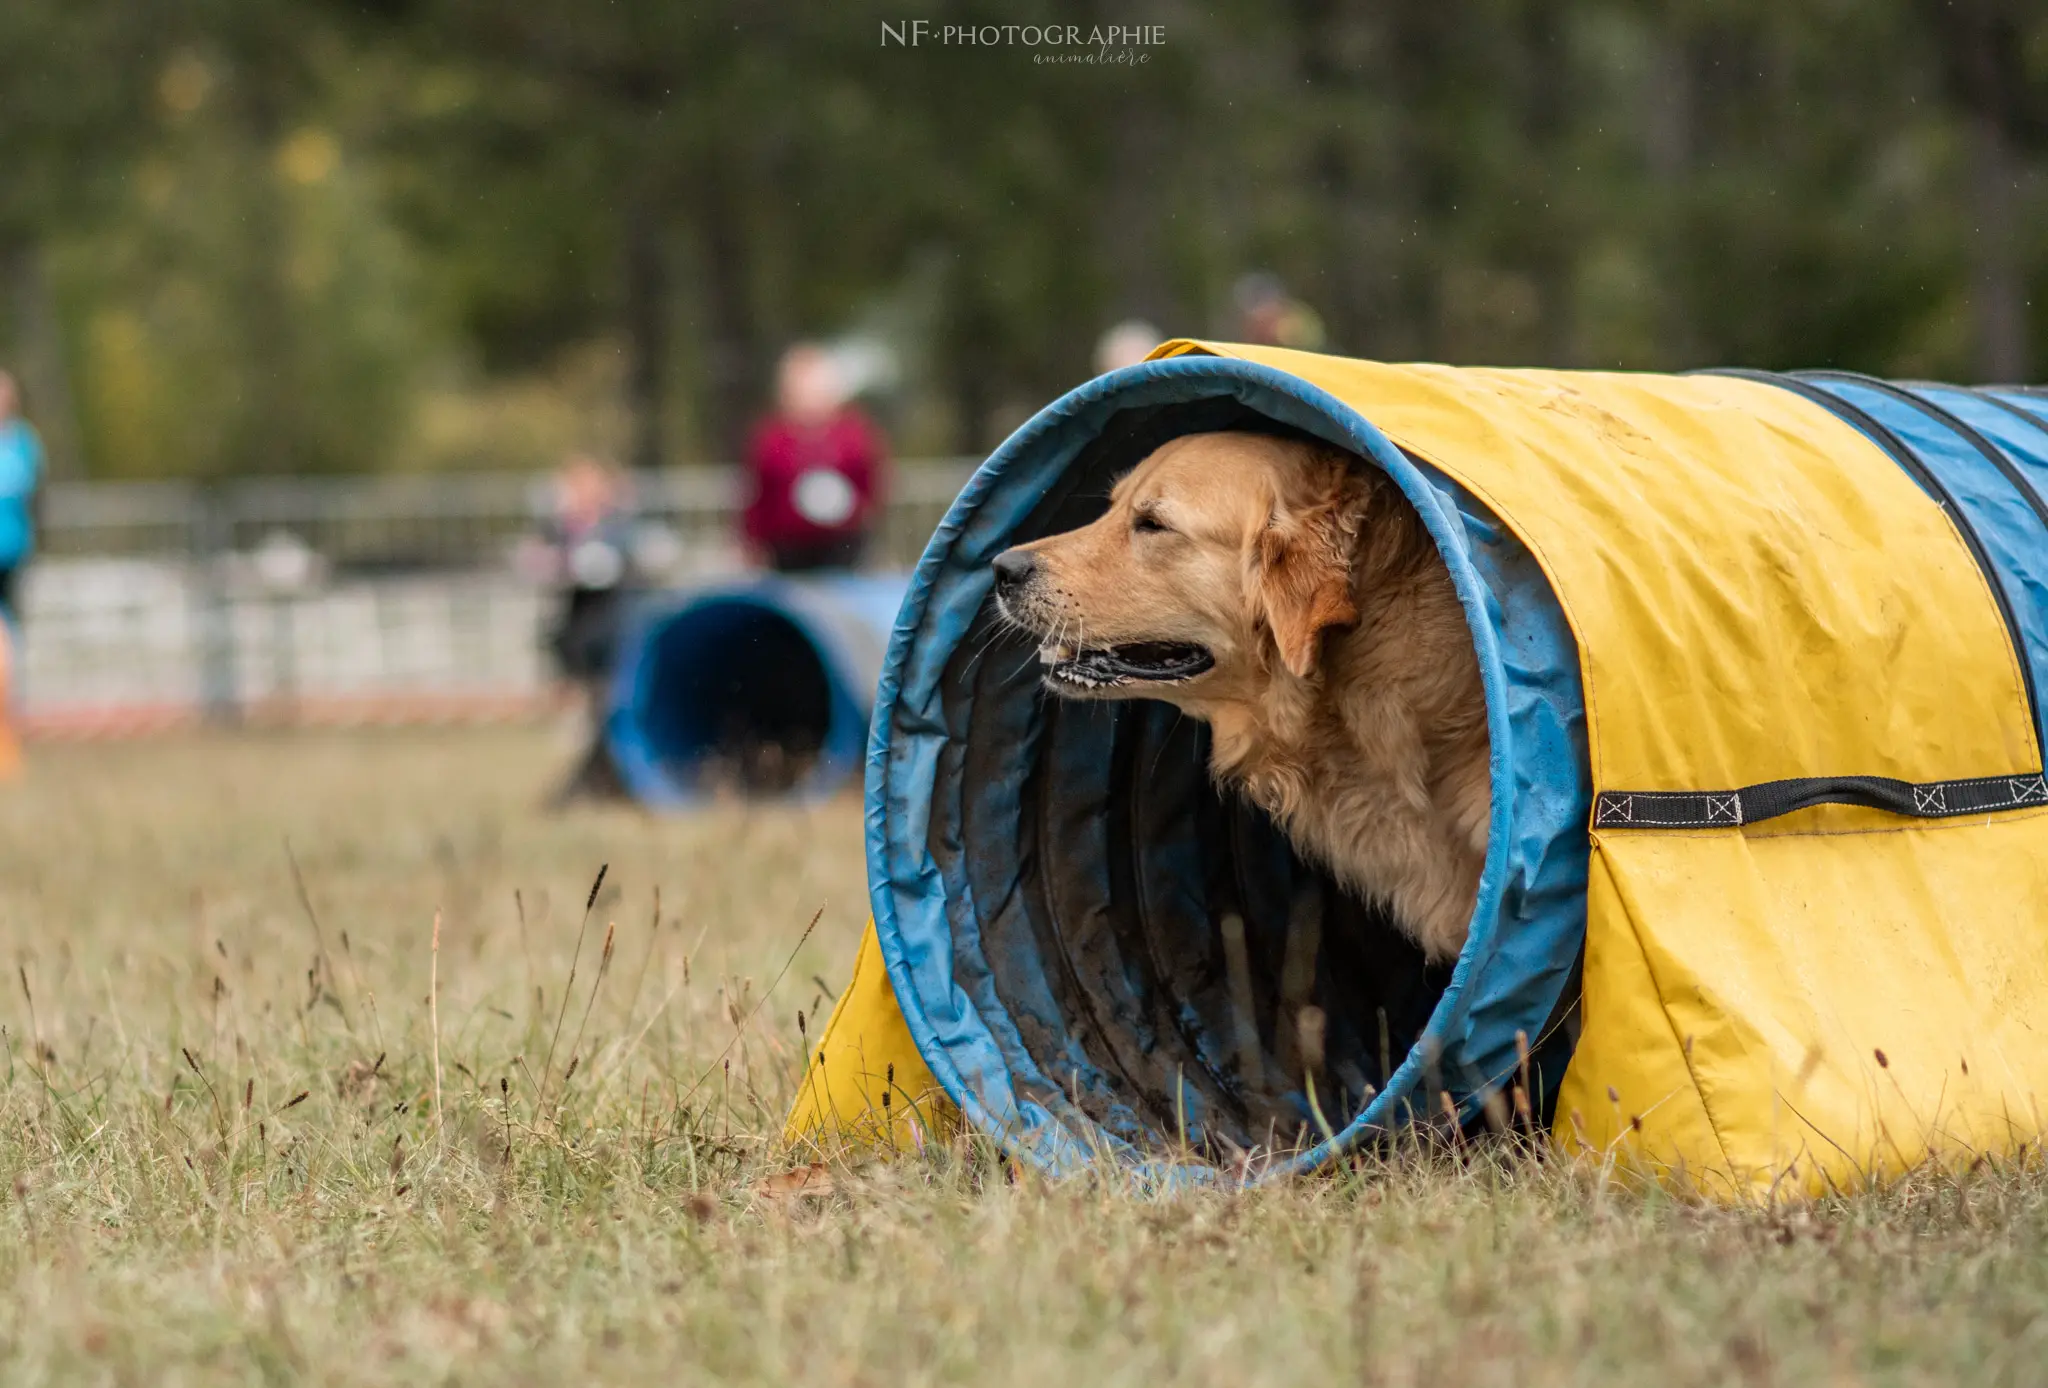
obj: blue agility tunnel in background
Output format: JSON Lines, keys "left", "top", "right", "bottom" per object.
{"left": 604, "top": 573, "right": 907, "bottom": 806}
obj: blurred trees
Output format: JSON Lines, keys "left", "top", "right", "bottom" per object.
{"left": 0, "top": 0, "right": 2044, "bottom": 477}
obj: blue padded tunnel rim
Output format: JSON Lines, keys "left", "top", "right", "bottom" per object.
{"left": 864, "top": 355, "right": 1561, "bottom": 1182}
{"left": 606, "top": 580, "right": 872, "bottom": 808}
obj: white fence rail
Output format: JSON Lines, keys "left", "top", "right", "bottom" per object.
{"left": 18, "top": 459, "right": 977, "bottom": 729}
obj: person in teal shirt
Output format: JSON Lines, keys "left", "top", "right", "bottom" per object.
{"left": 0, "top": 370, "right": 42, "bottom": 625}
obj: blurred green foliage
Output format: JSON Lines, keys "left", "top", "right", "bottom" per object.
{"left": 0, "top": 0, "right": 2044, "bottom": 476}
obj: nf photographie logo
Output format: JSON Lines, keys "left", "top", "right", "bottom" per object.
{"left": 881, "top": 21, "right": 1166, "bottom": 65}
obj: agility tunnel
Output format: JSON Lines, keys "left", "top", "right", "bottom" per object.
{"left": 603, "top": 573, "right": 907, "bottom": 806}
{"left": 786, "top": 341, "right": 2048, "bottom": 1198}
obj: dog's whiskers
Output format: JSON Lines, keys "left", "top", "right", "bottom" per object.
{"left": 961, "top": 617, "right": 1012, "bottom": 673}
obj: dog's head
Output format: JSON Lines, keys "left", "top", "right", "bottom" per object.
{"left": 991, "top": 431, "right": 1369, "bottom": 705}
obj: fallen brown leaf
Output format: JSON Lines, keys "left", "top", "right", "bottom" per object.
{"left": 753, "top": 1163, "right": 836, "bottom": 1200}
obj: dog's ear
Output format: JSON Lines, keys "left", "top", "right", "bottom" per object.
{"left": 1247, "top": 456, "right": 1362, "bottom": 680}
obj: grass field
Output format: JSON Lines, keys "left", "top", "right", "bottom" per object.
{"left": 5, "top": 727, "right": 2048, "bottom": 1385}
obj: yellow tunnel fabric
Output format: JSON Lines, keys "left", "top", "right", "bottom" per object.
{"left": 1157, "top": 341, "right": 2048, "bottom": 1196}
{"left": 783, "top": 918, "right": 954, "bottom": 1154}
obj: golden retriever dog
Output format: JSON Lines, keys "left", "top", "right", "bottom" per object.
{"left": 991, "top": 431, "right": 1488, "bottom": 963}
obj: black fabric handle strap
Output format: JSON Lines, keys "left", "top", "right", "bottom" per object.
{"left": 1594, "top": 772, "right": 2048, "bottom": 829}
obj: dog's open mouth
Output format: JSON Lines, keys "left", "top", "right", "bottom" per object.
{"left": 1039, "top": 640, "right": 1215, "bottom": 689}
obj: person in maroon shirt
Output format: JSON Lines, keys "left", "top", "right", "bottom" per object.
{"left": 741, "top": 343, "right": 889, "bottom": 573}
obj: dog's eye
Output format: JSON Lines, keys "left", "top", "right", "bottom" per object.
{"left": 1132, "top": 511, "right": 1172, "bottom": 536}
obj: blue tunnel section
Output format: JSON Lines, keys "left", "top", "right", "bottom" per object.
{"left": 862, "top": 360, "right": 2048, "bottom": 1181}
{"left": 605, "top": 573, "right": 906, "bottom": 806}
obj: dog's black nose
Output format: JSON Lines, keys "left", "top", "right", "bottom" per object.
{"left": 991, "top": 549, "right": 1037, "bottom": 592}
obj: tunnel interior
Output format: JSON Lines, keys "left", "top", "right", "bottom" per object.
{"left": 635, "top": 598, "right": 837, "bottom": 797}
{"left": 933, "top": 396, "right": 1460, "bottom": 1160}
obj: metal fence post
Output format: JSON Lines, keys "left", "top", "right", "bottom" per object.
{"left": 194, "top": 483, "right": 238, "bottom": 725}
